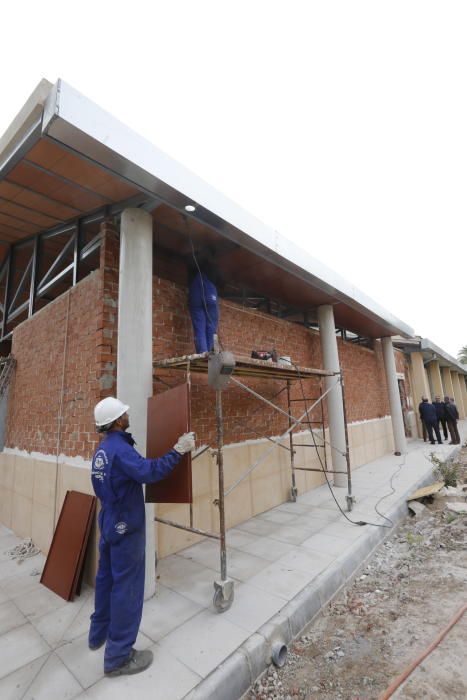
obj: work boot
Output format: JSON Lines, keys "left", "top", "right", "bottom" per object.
{"left": 89, "top": 639, "right": 105, "bottom": 651}
{"left": 105, "top": 649, "right": 153, "bottom": 677}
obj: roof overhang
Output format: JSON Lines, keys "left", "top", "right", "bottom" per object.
{"left": 1, "top": 79, "right": 414, "bottom": 339}
{"left": 393, "top": 336, "right": 467, "bottom": 375}
{"left": 0, "top": 79, "right": 53, "bottom": 179}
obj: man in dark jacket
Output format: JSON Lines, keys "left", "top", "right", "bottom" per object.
{"left": 433, "top": 396, "right": 448, "bottom": 441}
{"left": 89, "top": 397, "right": 195, "bottom": 677}
{"left": 419, "top": 397, "right": 442, "bottom": 445}
{"left": 444, "top": 396, "right": 460, "bottom": 444}
{"left": 418, "top": 397, "right": 428, "bottom": 441}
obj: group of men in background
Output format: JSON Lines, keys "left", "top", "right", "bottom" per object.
{"left": 418, "top": 396, "right": 461, "bottom": 445}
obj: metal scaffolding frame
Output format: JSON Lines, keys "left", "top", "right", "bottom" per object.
{"left": 153, "top": 351, "right": 353, "bottom": 612}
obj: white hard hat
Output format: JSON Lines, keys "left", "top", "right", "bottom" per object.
{"left": 94, "top": 397, "right": 130, "bottom": 427}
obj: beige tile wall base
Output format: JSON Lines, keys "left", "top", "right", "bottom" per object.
{"left": 0, "top": 414, "right": 397, "bottom": 572}
{"left": 156, "top": 415, "right": 395, "bottom": 558}
{"left": 0, "top": 450, "right": 95, "bottom": 584}
{"left": 407, "top": 410, "right": 418, "bottom": 439}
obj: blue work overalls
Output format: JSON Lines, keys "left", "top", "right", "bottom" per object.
{"left": 188, "top": 272, "right": 219, "bottom": 353}
{"left": 89, "top": 430, "right": 181, "bottom": 672}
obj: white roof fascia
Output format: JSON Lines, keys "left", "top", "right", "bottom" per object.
{"left": 0, "top": 79, "right": 53, "bottom": 180}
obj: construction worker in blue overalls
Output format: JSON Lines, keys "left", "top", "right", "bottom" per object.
{"left": 88, "top": 396, "right": 195, "bottom": 676}
{"left": 188, "top": 262, "right": 219, "bottom": 353}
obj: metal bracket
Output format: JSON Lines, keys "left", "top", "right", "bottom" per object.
{"left": 346, "top": 494, "right": 356, "bottom": 512}
{"left": 213, "top": 578, "right": 234, "bottom": 612}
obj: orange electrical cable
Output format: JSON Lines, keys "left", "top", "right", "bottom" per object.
{"left": 379, "top": 602, "right": 467, "bottom": 699}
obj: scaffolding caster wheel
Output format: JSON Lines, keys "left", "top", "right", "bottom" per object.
{"left": 213, "top": 579, "right": 234, "bottom": 613}
{"left": 290, "top": 486, "right": 298, "bottom": 502}
{"left": 346, "top": 494, "right": 356, "bottom": 512}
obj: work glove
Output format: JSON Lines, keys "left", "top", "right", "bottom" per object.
{"left": 173, "top": 431, "right": 196, "bottom": 455}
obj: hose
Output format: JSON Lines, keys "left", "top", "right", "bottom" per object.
{"left": 5, "top": 538, "right": 40, "bottom": 563}
{"left": 379, "top": 602, "right": 467, "bottom": 699}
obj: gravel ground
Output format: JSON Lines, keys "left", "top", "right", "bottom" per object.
{"left": 246, "top": 447, "right": 467, "bottom": 700}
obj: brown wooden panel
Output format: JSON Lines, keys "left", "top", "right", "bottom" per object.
{"left": 145, "top": 383, "right": 192, "bottom": 504}
{"left": 0, "top": 211, "right": 39, "bottom": 235}
{"left": 0, "top": 226, "right": 21, "bottom": 242}
{"left": 26, "top": 139, "right": 67, "bottom": 170}
{"left": 0, "top": 180, "right": 81, "bottom": 220}
{"left": 28, "top": 140, "right": 139, "bottom": 201}
{"left": 0, "top": 198, "right": 57, "bottom": 228}
{"left": 49, "top": 155, "right": 138, "bottom": 201}
{"left": 8, "top": 162, "right": 106, "bottom": 211}
{"left": 40, "top": 490, "right": 96, "bottom": 601}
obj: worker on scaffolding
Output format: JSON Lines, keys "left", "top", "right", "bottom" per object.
{"left": 88, "top": 396, "right": 195, "bottom": 677}
{"left": 188, "top": 255, "right": 219, "bottom": 353}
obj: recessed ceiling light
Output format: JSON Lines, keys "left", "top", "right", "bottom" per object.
{"left": 185, "top": 204, "right": 196, "bottom": 212}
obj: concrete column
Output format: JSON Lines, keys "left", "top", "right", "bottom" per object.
{"left": 427, "top": 360, "right": 444, "bottom": 399}
{"left": 451, "top": 372, "right": 465, "bottom": 418}
{"left": 410, "top": 352, "right": 431, "bottom": 437}
{"left": 441, "top": 367, "right": 454, "bottom": 400}
{"left": 317, "top": 305, "right": 347, "bottom": 487}
{"left": 381, "top": 337, "right": 407, "bottom": 455}
{"left": 460, "top": 374, "right": 467, "bottom": 418}
{"left": 118, "top": 208, "right": 155, "bottom": 600}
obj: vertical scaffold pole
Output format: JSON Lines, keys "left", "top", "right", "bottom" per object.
{"left": 287, "top": 380, "right": 298, "bottom": 501}
{"left": 213, "top": 385, "right": 234, "bottom": 612}
{"left": 339, "top": 370, "right": 355, "bottom": 511}
{"left": 320, "top": 382, "right": 329, "bottom": 472}
{"left": 216, "top": 388, "right": 227, "bottom": 581}
{"left": 186, "top": 359, "right": 194, "bottom": 529}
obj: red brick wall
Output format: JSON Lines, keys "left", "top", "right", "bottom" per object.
{"left": 153, "top": 274, "right": 396, "bottom": 447}
{"left": 338, "top": 339, "right": 390, "bottom": 422}
{"left": 5, "top": 225, "right": 408, "bottom": 457}
{"left": 6, "top": 274, "right": 100, "bottom": 457}
{"left": 5, "top": 222, "right": 119, "bottom": 459}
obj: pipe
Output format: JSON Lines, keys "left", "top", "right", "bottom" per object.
{"left": 271, "top": 641, "right": 288, "bottom": 668}
{"left": 379, "top": 602, "right": 467, "bottom": 699}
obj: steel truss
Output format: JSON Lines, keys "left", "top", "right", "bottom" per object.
{"left": 0, "top": 193, "right": 159, "bottom": 342}
{"left": 152, "top": 351, "right": 353, "bottom": 612}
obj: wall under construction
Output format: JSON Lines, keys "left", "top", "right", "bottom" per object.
{"left": 0, "top": 221, "right": 414, "bottom": 565}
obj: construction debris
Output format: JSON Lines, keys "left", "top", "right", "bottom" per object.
{"left": 407, "top": 501, "right": 427, "bottom": 517}
{"left": 407, "top": 481, "right": 444, "bottom": 501}
{"left": 446, "top": 502, "right": 467, "bottom": 514}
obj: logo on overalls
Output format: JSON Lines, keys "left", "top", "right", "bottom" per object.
{"left": 115, "top": 522, "right": 128, "bottom": 535}
{"left": 92, "top": 450, "right": 108, "bottom": 481}
{"left": 94, "top": 450, "right": 107, "bottom": 469}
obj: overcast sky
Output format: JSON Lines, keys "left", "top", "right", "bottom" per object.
{"left": 2, "top": 1, "right": 466, "bottom": 357}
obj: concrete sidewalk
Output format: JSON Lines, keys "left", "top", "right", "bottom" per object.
{"left": 0, "top": 423, "right": 465, "bottom": 700}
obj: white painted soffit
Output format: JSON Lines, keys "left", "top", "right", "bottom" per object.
{"left": 37, "top": 79, "right": 412, "bottom": 338}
